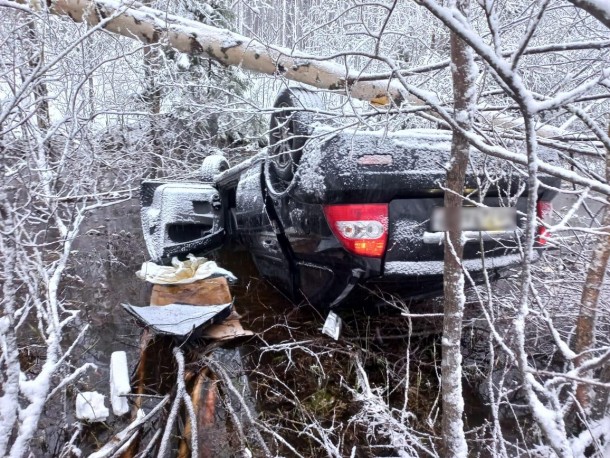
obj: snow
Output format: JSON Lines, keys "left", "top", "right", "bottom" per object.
{"left": 294, "top": 125, "right": 562, "bottom": 206}
{"left": 348, "top": 359, "right": 436, "bottom": 457}
{"left": 75, "top": 392, "right": 109, "bottom": 423}
{"left": 4, "top": 0, "right": 610, "bottom": 455}
{"left": 236, "top": 165, "right": 264, "bottom": 210}
{"left": 297, "top": 136, "right": 327, "bottom": 199}
{"left": 77, "top": 0, "right": 413, "bottom": 104}
{"left": 176, "top": 53, "right": 191, "bottom": 70}
{"left": 296, "top": 127, "right": 453, "bottom": 199}
{"left": 122, "top": 303, "right": 232, "bottom": 336}
{"left": 215, "top": 150, "right": 266, "bottom": 185}
{"left": 109, "top": 352, "right": 131, "bottom": 416}
{"left": 141, "top": 182, "right": 222, "bottom": 262}
{"left": 533, "top": 67, "right": 610, "bottom": 113}
{"left": 88, "top": 409, "right": 146, "bottom": 458}
{"left": 384, "top": 251, "right": 535, "bottom": 277}
{"left": 570, "top": 416, "right": 610, "bottom": 456}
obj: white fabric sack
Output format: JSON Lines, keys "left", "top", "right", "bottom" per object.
{"left": 136, "top": 254, "right": 236, "bottom": 285}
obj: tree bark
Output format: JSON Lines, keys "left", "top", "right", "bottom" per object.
{"left": 574, "top": 124, "right": 610, "bottom": 410}
{"left": 441, "top": 0, "right": 477, "bottom": 455}
{"left": 142, "top": 42, "right": 162, "bottom": 178}
{"left": 12, "top": 0, "right": 413, "bottom": 106}
{"left": 566, "top": 0, "right": 610, "bottom": 30}
{"left": 25, "top": 20, "right": 49, "bottom": 131}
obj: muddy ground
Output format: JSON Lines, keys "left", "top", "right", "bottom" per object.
{"left": 29, "top": 193, "right": 608, "bottom": 457}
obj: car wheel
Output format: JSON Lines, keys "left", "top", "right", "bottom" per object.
{"left": 268, "top": 87, "right": 325, "bottom": 183}
{"left": 201, "top": 155, "right": 229, "bottom": 182}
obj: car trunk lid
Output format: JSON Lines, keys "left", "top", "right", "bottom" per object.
{"left": 294, "top": 127, "right": 561, "bottom": 204}
{"left": 384, "top": 196, "right": 528, "bottom": 266}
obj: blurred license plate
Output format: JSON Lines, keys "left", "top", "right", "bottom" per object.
{"left": 430, "top": 207, "right": 516, "bottom": 232}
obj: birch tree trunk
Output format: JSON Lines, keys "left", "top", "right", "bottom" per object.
{"left": 24, "top": 20, "right": 49, "bottom": 131}
{"left": 566, "top": 0, "right": 610, "bottom": 29}
{"left": 573, "top": 124, "right": 610, "bottom": 410}
{"left": 12, "top": 0, "right": 411, "bottom": 106}
{"left": 140, "top": 0, "right": 164, "bottom": 178}
{"left": 441, "top": 0, "right": 477, "bottom": 455}
{"left": 142, "top": 42, "right": 162, "bottom": 177}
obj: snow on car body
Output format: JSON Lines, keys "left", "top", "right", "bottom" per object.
{"left": 141, "top": 88, "right": 561, "bottom": 308}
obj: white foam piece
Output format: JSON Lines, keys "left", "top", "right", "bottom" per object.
{"left": 75, "top": 391, "right": 109, "bottom": 422}
{"left": 110, "top": 351, "right": 131, "bottom": 416}
{"left": 322, "top": 312, "right": 342, "bottom": 341}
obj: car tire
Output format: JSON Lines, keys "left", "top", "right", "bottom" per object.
{"left": 268, "top": 87, "right": 325, "bottom": 183}
{"left": 201, "top": 155, "right": 229, "bottom": 182}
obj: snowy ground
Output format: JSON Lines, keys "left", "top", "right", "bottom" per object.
{"left": 31, "top": 189, "right": 610, "bottom": 456}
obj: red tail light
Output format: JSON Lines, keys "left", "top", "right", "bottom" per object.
{"left": 323, "top": 204, "right": 388, "bottom": 257}
{"left": 537, "top": 200, "right": 552, "bottom": 245}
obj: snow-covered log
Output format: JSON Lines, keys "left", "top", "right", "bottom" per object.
{"left": 9, "top": 0, "right": 599, "bottom": 145}
{"left": 9, "top": 0, "right": 412, "bottom": 106}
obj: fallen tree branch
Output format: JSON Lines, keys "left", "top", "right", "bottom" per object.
{"left": 157, "top": 348, "right": 198, "bottom": 458}
{"left": 359, "top": 39, "right": 610, "bottom": 79}
{"left": 87, "top": 395, "right": 170, "bottom": 458}
{"left": 8, "top": 0, "right": 411, "bottom": 106}
{"left": 566, "top": 0, "right": 610, "bottom": 29}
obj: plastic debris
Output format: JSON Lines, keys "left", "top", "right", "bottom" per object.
{"left": 322, "top": 311, "right": 342, "bottom": 340}
{"left": 110, "top": 351, "right": 131, "bottom": 416}
{"left": 76, "top": 391, "right": 109, "bottom": 422}
{"left": 122, "top": 302, "right": 232, "bottom": 337}
{"left": 136, "top": 254, "right": 236, "bottom": 285}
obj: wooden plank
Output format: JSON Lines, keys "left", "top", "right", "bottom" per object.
{"left": 178, "top": 368, "right": 217, "bottom": 458}
{"left": 150, "top": 277, "right": 232, "bottom": 306}
{"left": 122, "top": 276, "right": 251, "bottom": 457}
{"left": 203, "top": 311, "right": 254, "bottom": 340}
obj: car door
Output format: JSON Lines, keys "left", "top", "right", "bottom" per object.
{"left": 141, "top": 181, "right": 225, "bottom": 262}
{"left": 233, "top": 164, "right": 296, "bottom": 298}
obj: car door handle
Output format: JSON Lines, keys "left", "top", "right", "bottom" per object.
{"left": 262, "top": 239, "right": 277, "bottom": 249}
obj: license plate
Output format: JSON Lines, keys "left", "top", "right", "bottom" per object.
{"left": 430, "top": 207, "right": 516, "bottom": 232}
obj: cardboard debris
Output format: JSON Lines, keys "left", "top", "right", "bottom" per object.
{"left": 203, "top": 311, "right": 254, "bottom": 340}
{"left": 126, "top": 272, "right": 252, "bottom": 342}
{"left": 122, "top": 303, "right": 232, "bottom": 338}
{"left": 150, "top": 277, "right": 232, "bottom": 307}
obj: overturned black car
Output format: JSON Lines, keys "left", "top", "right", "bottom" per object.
{"left": 141, "top": 87, "right": 560, "bottom": 308}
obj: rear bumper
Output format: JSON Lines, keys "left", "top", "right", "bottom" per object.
{"left": 382, "top": 251, "right": 536, "bottom": 280}
{"left": 305, "top": 249, "right": 539, "bottom": 308}
{"left": 343, "top": 251, "right": 538, "bottom": 304}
